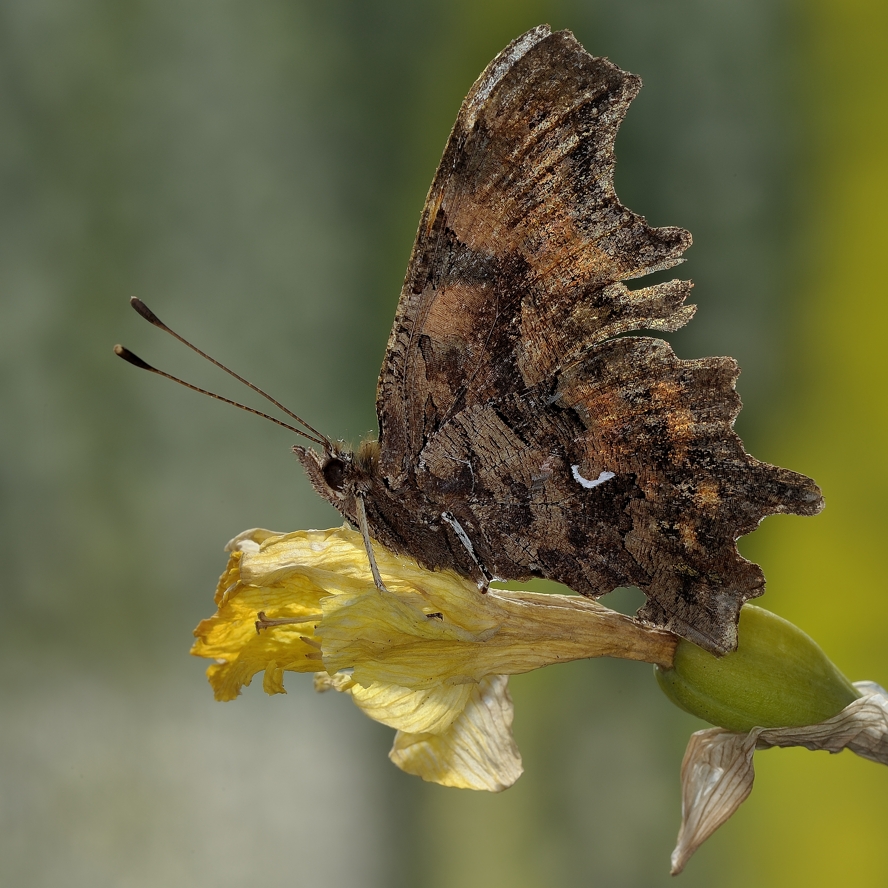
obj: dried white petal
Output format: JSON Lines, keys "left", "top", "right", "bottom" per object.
{"left": 672, "top": 683, "right": 888, "bottom": 874}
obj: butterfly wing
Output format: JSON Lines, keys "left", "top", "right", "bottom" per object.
{"left": 378, "top": 26, "right": 693, "bottom": 479}
{"left": 375, "top": 26, "right": 822, "bottom": 654}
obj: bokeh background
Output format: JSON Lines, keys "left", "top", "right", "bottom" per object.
{"left": 2, "top": 1, "right": 886, "bottom": 885}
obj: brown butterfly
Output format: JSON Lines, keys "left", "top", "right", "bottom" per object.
{"left": 119, "top": 25, "right": 823, "bottom": 656}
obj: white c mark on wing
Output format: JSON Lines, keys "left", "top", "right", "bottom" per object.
{"left": 571, "top": 465, "right": 616, "bottom": 489}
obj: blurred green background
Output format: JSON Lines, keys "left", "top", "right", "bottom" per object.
{"left": 2, "top": 0, "right": 886, "bottom": 885}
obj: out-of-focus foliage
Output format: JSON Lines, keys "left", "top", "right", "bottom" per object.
{"left": 726, "top": 1, "right": 888, "bottom": 885}
{"left": 1, "top": 1, "right": 884, "bottom": 886}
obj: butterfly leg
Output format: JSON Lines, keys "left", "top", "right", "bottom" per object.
{"left": 441, "top": 511, "right": 493, "bottom": 592}
{"left": 356, "top": 493, "right": 391, "bottom": 593}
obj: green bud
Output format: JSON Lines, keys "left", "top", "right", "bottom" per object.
{"left": 656, "top": 605, "right": 860, "bottom": 732}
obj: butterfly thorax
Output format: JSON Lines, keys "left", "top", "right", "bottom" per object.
{"left": 294, "top": 437, "right": 488, "bottom": 582}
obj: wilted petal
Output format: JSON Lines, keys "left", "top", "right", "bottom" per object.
{"left": 672, "top": 683, "right": 888, "bottom": 874}
{"left": 349, "top": 680, "right": 473, "bottom": 734}
{"left": 318, "top": 541, "right": 675, "bottom": 691}
{"left": 319, "top": 583, "right": 498, "bottom": 691}
{"left": 313, "top": 670, "right": 355, "bottom": 694}
{"left": 191, "top": 529, "right": 330, "bottom": 701}
{"left": 389, "top": 675, "right": 522, "bottom": 791}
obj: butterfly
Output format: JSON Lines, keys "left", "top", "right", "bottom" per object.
{"left": 120, "top": 25, "right": 823, "bottom": 656}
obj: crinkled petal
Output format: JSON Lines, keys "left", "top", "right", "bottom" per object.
{"left": 191, "top": 530, "right": 331, "bottom": 700}
{"left": 313, "top": 671, "right": 355, "bottom": 694}
{"left": 312, "top": 669, "right": 473, "bottom": 734}
{"left": 672, "top": 682, "right": 888, "bottom": 874}
{"left": 316, "top": 532, "right": 674, "bottom": 691}
{"left": 388, "top": 675, "right": 523, "bottom": 791}
{"left": 319, "top": 585, "right": 497, "bottom": 691}
{"left": 350, "top": 680, "right": 473, "bottom": 734}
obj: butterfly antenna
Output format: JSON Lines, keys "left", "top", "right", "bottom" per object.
{"left": 122, "top": 296, "right": 331, "bottom": 448}
{"left": 113, "top": 345, "right": 329, "bottom": 447}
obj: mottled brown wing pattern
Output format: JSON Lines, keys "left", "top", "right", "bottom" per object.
{"left": 377, "top": 26, "right": 693, "bottom": 481}
{"left": 374, "top": 25, "right": 823, "bottom": 654}
{"left": 414, "top": 335, "right": 821, "bottom": 653}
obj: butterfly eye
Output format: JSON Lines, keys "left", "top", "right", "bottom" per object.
{"left": 322, "top": 457, "right": 347, "bottom": 492}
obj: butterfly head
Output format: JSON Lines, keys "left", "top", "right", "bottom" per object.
{"left": 293, "top": 438, "right": 380, "bottom": 524}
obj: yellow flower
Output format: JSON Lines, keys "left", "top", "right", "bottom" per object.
{"left": 193, "top": 525, "right": 888, "bottom": 869}
{"left": 192, "top": 525, "right": 676, "bottom": 791}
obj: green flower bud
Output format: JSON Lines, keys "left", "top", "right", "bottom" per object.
{"left": 656, "top": 605, "right": 860, "bottom": 732}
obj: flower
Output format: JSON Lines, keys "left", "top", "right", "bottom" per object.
{"left": 192, "top": 525, "right": 676, "bottom": 791}
{"left": 193, "top": 525, "right": 888, "bottom": 872}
